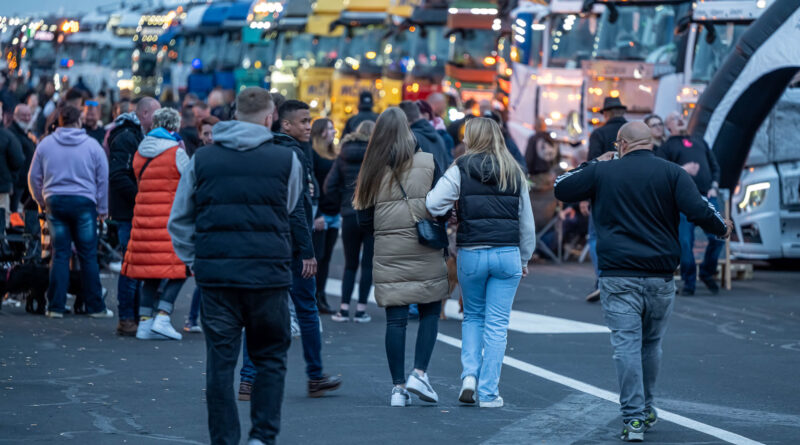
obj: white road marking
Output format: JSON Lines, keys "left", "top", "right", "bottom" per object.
{"left": 326, "top": 278, "right": 609, "bottom": 334}
{"left": 436, "top": 333, "right": 764, "bottom": 445}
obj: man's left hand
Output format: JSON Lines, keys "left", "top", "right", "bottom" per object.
{"left": 302, "top": 258, "right": 318, "bottom": 279}
{"left": 707, "top": 188, "right": 718, "bottom": 198}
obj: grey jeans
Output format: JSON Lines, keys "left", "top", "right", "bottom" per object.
{"left": 599, "top": 276, "right": 675, "bottom": 422}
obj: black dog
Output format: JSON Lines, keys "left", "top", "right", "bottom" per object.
{"left": 5, "top": 263, "right": 84, "bottom": 315}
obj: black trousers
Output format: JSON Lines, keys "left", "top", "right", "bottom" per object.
{"left": 340, "top": 214, "right": 374, "bottom": 306}
{"left": 201, "top": 286, "right": 291, "bottom": 445}
{"left": 313, "top": 226, "right": 339, "bottom": 299}
{"left": 385, "top": 301, "right": 442, "bottom": 385}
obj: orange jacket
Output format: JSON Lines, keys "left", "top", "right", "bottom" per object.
{"left": 121, "top": 145, "right": 187, "bottom": 279}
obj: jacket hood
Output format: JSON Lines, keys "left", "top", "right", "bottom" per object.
{"left": 272, "top": 132, "right": 301, "bottom": 149}
{"left": 138, "top": 129, "right": 179, "bottom": 158}
{"left": 212, "top": 121, "right": 274, "bottom": 151}
{"left": 411, "top": 119, "right": 439, "bottom": 144}
{"left": 461, "top": 153, "right": 501, "bottom": 186}
{"left": 340, "top": 139, "right": 368, "bottom": 163}
{"left": 52, "top": 127, "right": 90, "bottom": 146}
{"left": 114, "top": 112, "right": 141, "bottom": 128}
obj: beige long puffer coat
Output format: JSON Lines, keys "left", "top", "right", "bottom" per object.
{"left": 372, "top": 151, "right": 449, "bottom": 307}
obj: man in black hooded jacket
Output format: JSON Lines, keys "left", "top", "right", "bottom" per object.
{"left": 399, "top": 100, "right": 451, "bottom": 170}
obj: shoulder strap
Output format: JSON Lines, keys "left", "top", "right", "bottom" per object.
{"left": 392, "top": 171, "right": 419, "bottom": 223}
{"left": 137, "top": 157, "right": 155, "bottom": 182}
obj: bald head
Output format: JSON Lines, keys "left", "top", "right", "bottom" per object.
{"left": 428, "top": 93, "right": 446, "bottom": 117}
{"left": 136, "top": 97, "right": 161, "bottom": 132}
{"left": 617, "top": 121, "right": 654, "bottom": 157}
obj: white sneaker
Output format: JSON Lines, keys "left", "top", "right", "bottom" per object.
{"left": 291, "top": 317, "right": 301, "bottom": 338}
{"left": 108, "top": 261, "right": 122, "bottom": 273}
{"left": 390, "top": 386, "right": 411, "bottom": 407}
{"left": 151, "top": 314, "right": 182, "bottom": 340}
{"left": 136, "top": 318, "right": 168, "bottom": 340}
{"left": 45, "top": 311, "right": 64, "bottom": 319}
{"left": 406, "top": 372, "right": 438, "bottom": 403}
{"left": 479, "top": 396, "right": 504, "bottom": 408}
{"left": 459, "top": 376, "right": 477, "bottom": 404}
{"left": 88, "top": 308, "right": 114, "bottom": 318}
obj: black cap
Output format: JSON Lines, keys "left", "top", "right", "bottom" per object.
{"left": 600, "top": 97, "right": 627, "bottom": 112}
{"left": 359, "top": 91, "right": 373, "bottom": 108}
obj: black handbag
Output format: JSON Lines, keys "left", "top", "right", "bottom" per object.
{"left": 394, "top": 174, "right": 449, "bottom": 250}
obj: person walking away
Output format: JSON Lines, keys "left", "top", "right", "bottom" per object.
{"left": 27, "top": 106, "right": 112, "bottom": 319}
{"left": 352, "top": 107, "right": 450, "bottom": 406}
{"left": 643, "top": 114, "right": 666, "bottom": 150}
{"left": 417, "top": 99, "right": 455, "bottom": 156}
{"left": 483, "top": 110, "right": 527, "bottom": 173}
{"left": 169, "top": 87, "right": 303, "bottom": 445}
{"left": 108, "top": 97, "right": 160, "bottom": 336}
{"left": 310, "top": 117, "right": 339, "bottom": 314}
{"left": 179, "top": 105, "right": 202, "bottom": 156}
{"left": 122, "top": 108, "right": 189, "bottom": 341}
{"left": 554, "top": 121, "right": 732, "bottom": 442}
{"left": 399, "top": 100, "right": 451, "bottom": 170}
{"left": 325, "top": 121, "right": 375, "bottom": 322}
{"left": 273, "top": 99, "right": 342, "bottom": 397}
{"left": 656, "top": 112, "right": 724, "bottom": 296}
{"left": 427, "top": 117, "right": 535, "bottom": 408}
{"left": 182, "top": 115, "right": 221, "bottom": 334}
{"left": 7, "top": 104, "right": 34, "bottom": 212}
{"left": 83, "top": 99, "right": 105, "bottom": 146}
{"left": 342, "top": 91, "right": 379, "bottom": 137}
{"left": 0, "top": 110, "right": 24, "bottom": 225}
{"left": 584, "top": 96, "right": 628, "bottom": 302}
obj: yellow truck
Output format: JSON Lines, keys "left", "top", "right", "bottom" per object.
{"left": 298, "top": 0, "right": 345, "bottom": 117}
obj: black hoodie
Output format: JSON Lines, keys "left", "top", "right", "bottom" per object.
{"left": 107, "top": 114, "right": 143, "bottom": 221}
{"left": 411, "top": 119, "right": 450, "bottom": 170}
{"left": 273, "top": 132, "right": 316, "bottom": 259}
{"left": 325, "top": 132, "right": 368, "bottom": 217}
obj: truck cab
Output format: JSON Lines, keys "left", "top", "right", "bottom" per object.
{"left": 444, "top": 0, "right": 499, "bottom": 107}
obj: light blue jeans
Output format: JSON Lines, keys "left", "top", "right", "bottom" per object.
{"left": 458, "top": 246, "right": 523, "bottom": 402}
{"left": 599, "top": 276, "right": 675, "bottom": 422}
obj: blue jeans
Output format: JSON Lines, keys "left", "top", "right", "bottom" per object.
{"left": 116, "top": 221, "right": 140, "bottom": 321}
{"left": 188, "top": 286, "right": 201, "bottom": 325}
{"left": 458, "top": 246, "right": 523, "bottom": 402}
{"left": 45, "top": 195, "right": 105, "bottom": 314}
{"left": 599, "top": 276, "right": 675, "bottom": 422}
{"left": 588, "top": 215, "right": 600, "bottom": 283}
{"left": 290, "top": 256, "right": 323, "bottom": 380}
{"left": 679, "top": 197, "right": 724, "bottom": 292}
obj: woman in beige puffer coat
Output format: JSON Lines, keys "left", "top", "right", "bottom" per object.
{"left": 352, "top": 107, "right": 449, "bottom": 407}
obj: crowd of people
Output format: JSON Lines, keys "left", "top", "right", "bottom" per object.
{"left": 2, "top": 65, "right": 735, "bottom": 444}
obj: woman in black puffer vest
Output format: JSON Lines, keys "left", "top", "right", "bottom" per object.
{"left": 324, "top": 120, "right": 375, "bottom": 322}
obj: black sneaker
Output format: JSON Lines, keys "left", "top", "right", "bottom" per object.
{"left": 680, "top": 286, "right": 695, "bottom": 296}
{"left": 701, "top": 277, "right": 720, "bottom": 295}
{"left": 331, "top": 310, "right": 349, "bottom": 322}
{"left": 620, "top": 419, "right": 645, "bottom": 442}
{"left": 644, "top": 407, "right": 658, "bottom": 431}
{"left": 353, "top": 311, "right": 372, "bottom": 323}
{"left": 308, "top": 374, "right": 342, "bottom": 398}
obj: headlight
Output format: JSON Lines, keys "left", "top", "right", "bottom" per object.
{"left": 737, "top": 182, "right": 770, "bottom": 212}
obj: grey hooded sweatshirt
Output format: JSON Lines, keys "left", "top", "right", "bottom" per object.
{"left": 168, "top": 120, "right": 303, "bottom": 268}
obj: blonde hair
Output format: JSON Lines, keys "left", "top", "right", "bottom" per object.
{"left": 353, "top": 108, "right": 416, "bottom": 209}
{"left": 463, "top": 117, "right": 525, "bottom": 193}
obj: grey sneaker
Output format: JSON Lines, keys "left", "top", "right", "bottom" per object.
{"left": 620, "top": 419, "right": 645, "bottom": 442}
{"left": 390, "top": 386, "right": 411, "bottom": 407}
{"left": 406, "top": 372, "right": 438, "bottom": 403}
{"left": 88, "top": 308, "right": 114, "bottom": 318}
{"left": 644, "top": 408, "right": 658, "bottom": 431}
{"left": 479, "top": 396, "right": 504, "bottom": 408}
{"left": 353, "top": 311, "right": 371, "bottom": 323}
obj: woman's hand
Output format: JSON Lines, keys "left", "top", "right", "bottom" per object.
{"left": 313, "top": 217, "right": 326, "bottom": 231}
{"left": 522, "top": 265, "right": 529, "bottom": 278}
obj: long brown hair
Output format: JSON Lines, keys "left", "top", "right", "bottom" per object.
{"left": 352, "top": 108, "right": 417, "bottom": 209}
{"left": 311, "top": 118, "right": 336, "bottom": 159}
{"left": 463, "top": 117, "right": 525, "bottom": 193}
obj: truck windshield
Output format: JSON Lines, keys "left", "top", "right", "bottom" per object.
{"left": 244, "top": 41, "right": 275, "bottom": 66}
{"left": 181, "top": 35, "right": 202, "bottom": 64}
{"left": 201, "top": 35, "right": 222, "bottom": 68}
{"left": 593, "top": 4, "right": 687, "bottom": 65}
{"left": 341, "top": 25, "right": 385, "bottom": 70}
{"left": 277, "top": 32, "right": 313, "bottom": 64}
{"left": 311, "top": 35, "right": 339, "bottom": 67}
{"left": 111, "top": 48, "right": 130, "bottom": 69}
{"left": 222, "top": 32, "right": 243, "bottom": 68}
{"left": 691, "top": 22, "right": 747, "bottom": 83}
{"left": 31, "top": 41, "right": 56, "bottom": 62}
{"left": 415, "top": 25, "right": 448, "bottom": 69}
{"left": 549, "top": 13, "right": 597, "bottom": 68}
{"left": 449, "top": 28, "right": 496, "bottom": 69}
{"left": 384, "top": 28, "right": 414, "bottom": 75}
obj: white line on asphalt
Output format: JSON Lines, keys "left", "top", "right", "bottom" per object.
{"left": 436, "top": 333, "right": 764, "bottom": 445}
{"left": 325, "top": 278, "right": 609, "bottom": 334}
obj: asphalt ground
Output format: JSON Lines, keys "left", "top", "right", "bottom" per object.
{"left": 1, "top": 252, "right": 799, "bottom": 444}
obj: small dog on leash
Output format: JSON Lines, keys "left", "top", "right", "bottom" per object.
{"left": 3, "top": 263, "right": 84, "bottom": 315}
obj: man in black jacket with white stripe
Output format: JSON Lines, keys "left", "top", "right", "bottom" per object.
{"left": 555, "top": 121, "right": 732, "bottom": 442}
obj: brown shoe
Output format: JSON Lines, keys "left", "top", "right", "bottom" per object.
{"left": 308, "top": 374, "right": 342, "bottom": 398}
{"left": 238, "top": 381, "right": 253, "bottom": 401}
{"left": 116, "top": 320, "right": 138, "bottom": 337}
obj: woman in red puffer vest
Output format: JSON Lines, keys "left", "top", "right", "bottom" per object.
{"left": 121, "top": 108, "right": 190, "bottom": 341}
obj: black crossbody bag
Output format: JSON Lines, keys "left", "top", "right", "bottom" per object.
{"left": 394, "top": 174, "right": 449, "bottom": 250}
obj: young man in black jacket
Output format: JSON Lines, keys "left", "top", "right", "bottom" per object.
{"left": 657, "top": 112, "right": 724, "bottom": 295}
{"left": 273, "top": 99, "right": 342, "bottom": 397}
{"left": 399, "top": 100, "right": 451, "bottom": 170}
{"left": 555, "top": 121, "right": 732, "bottom": 442}
{"left": 107, "top": 97, "right": 160, "bottom": 336}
